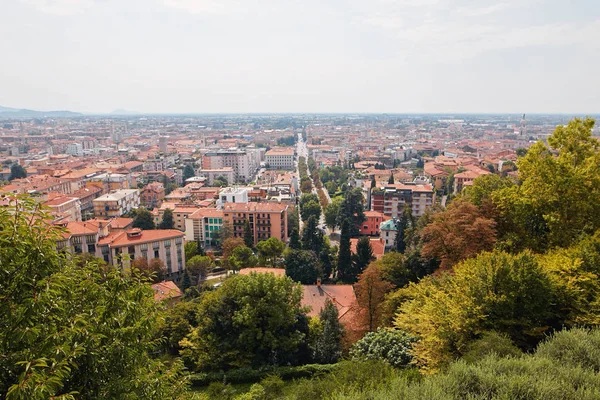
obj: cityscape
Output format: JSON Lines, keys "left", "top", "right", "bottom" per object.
{"left": 2, "top": 0, "right": 600, "bottom": 398}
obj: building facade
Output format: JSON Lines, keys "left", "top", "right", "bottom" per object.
{"left": 371, "top": 183, "right": 434, "bottom": 218}
{"left": 223, "top": 202, "right": 288, "bottom": 245}
{"left": 93, "top": 189, "right": 140, "bottom": 218}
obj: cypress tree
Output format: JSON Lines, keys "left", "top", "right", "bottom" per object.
{"left": 337, "top": 219, "right": 353, "bottom": 282}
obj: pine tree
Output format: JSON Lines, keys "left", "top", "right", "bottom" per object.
{"left": 182, "top": 164, "right": 195, "bottom": 182}
{"left": 181, "top": 269, "right": 191, "bottom": 291}
{"left": 289, "top": 229, "right": 302, "bottom": 250}
{"left": 243, "top": 219, "right": 254, "bottom": 248}
{"left": 337, "top": 219, "right": 353, "bottom": 282}
{"left": 158, "top": 208, "right": 174, "bottom": 229}
{"left": 311, "top": 299, "right": 344, "bottom": 364}
{"left": 352, "top": 236, "right": 375, "bottom": 279}
{"left": 301, "top": 216, "right": 323, "bottom": 254}
{"left": 394, "top": 208, "right": 412, "bottom": 253}
{"left": 388, "top": 173, "right": 394, "bottom": 184}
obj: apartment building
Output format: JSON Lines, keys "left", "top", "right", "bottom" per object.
{"left": 265, "top": 147, "right": 295, "bottom": 170}
{"left": 198, "top": 167, "right": 235, "bottom": 185}
{"left": 371, "top": 183, "right": 435, "bottom": 218}
{"left": 359, "top": 210, "right": 389, "bottom": 236}
{"left": 223, "top": 202, "right": 288, "bottom": 245}
{"left": 453, "top": 168, "right": 490, "bottom": 194}
{"left": 184, "top": 208, "right": 225, "bottom": 247}
{"left": 93, "top": 189, "right": 140, "bottom": 218}
{"left": 219, "top": 187, "right": 249, "bottom": 204}
{"left": 140, "top": 182, "right": 165, "bottom": 208}
{"left": 45, "top": 195, "right": 82, "bottom": 222}
{"left": 202, "top": 149, "right": 259, "bottom": 182}
{"left": 97, "top": 228, "right": 186, "bottom": 283}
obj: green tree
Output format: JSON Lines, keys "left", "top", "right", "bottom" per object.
{"left": 212, "top": 220, "right": 233, "bottom": 248}
{"left": 394, "top": 208, "right": 414, "bottom": 253}
{"left": 300, "top": 200, "right": 321, "bottom": 222}
{"left": 388, "top": 173, "right": 394, "bottom": 184}
{"left": 310, "top": 299, "right": 344, "bottom": 364}
{"left": 132, "top": 208, "right": 155, "bottom": 230}
{"left": 186, "top": 255, "right": 214, "bottom": 286}
{"left": 337, "top": 188, "right": 365, "bottom": 237}
{"left": 495, "top": 117, "right": 600, "bottom": 251}
{"left": 256, "top": 237, "right": 286, "bottom": 267}
{"left": 229, "top": 245, "right": 258, "bottom": 272}
{"left": 301, "top": 216, "right": 324, "bottom": 254}
{"left": 337, "top": 219, "right": 353, "bottom": 282}
{"left": 184, "top": 241, "right": 198, "bottom": 261}
{"left": 0, "top": 196, "right": 187, "bottom": 399}
{"left": 352, "top": 236, "right": 375, "bottom": 280}
{"left": 182, "top": 164, "right": 195, "bottom": 182}
{"left": 8, "top": 163, "right": 26, "bottom": 181}
{"left": 243, "top": 219, "right": 254, "bottom": 248}
{"left": 158, "top": 208, "right": 174, "bottom": 229}
{"left": 355, "top": 263, "right": 394, "bottom": 331}
{"left": 181, "top": 273, "right": 305, "bottom": 370}
{"left": 289, "top": 228, "right": 302, "bottom": 250}
{"left": 350, "top": 328, "right": 416, "bottom": 368}
{"left": 287, "top": 206, "right": 300, "bottom": 236}
{"left": 324, "top": 197, "right": 342, "bottom": 231}
{"left": 285, "top": 249, "right": 321, "bottom": 284}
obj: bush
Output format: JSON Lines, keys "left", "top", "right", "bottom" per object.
{"left": 461, "top": 331, "right": 522, "bottom": 363}
{"left": 536, "top": 327, "right": 600, "bottom": 372}
{"left": 350, "top": 328, "right": 417, "bottom": 368}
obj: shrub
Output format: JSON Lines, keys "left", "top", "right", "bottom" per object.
{"left": 350, "top": 328, "right": 417, "bottom": 368}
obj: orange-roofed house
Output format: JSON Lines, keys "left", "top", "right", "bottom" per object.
{"left": 301, "top": 281, "right": 358, "bottom": 327}
{"left": 453, "top": 168, "right": 490, "bottom": 194}
{"left": 358, "top": 210, "right": 389, "bottom": 236}
{"left": 97, "top": 228, "right": 186, "bottom": 284}
{"left": 151, "top": 281, "right": 183, "bottom": 306}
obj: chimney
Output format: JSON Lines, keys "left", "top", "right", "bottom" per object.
{"left": 317, "top": 278, "right": 321, "bottom": 287}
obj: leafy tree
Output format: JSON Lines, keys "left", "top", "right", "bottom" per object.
{"left": 285, "top": 249, "right": 321, "bottom": 284}
{"left": 181, "top": 273, "right": 305, "bottom": 370}
{"left": 319, "top": 247, "right": 334, "bottom": 280}
{"left": 421, "top": 198, "right": 497, "bottom": 270}
{"left": 158, "top": 208, "right": 174, "bottom": 229}
{"left": 8, "top": 163, "right": 26, "bottom": 180}
{"left": 213, "top": 175, "right": 229, "bottom": 187}
{"left": 184, "top": 241, "right": 199, "bottom": 261}
{"left": 256, "top": 237, "right": 286, "bottom": 267}
{"left": 394, "top": 250, "right": 555, "bottom": 371}
{"left": 186, "top": 255, "right": 214, "bottom": 286}
{"left": 301, "top": 215, "right": 324, "bottom": 254}
{"left": 182, "top": 164, "right": 195, "bottom": 182}
{"left": 287, "top": 206, "right": 300, "bottom": 236}
{"left": 355, "top": 264, "right": 394, "bottom": 331}
{"left": 221, "top": 237, "right": 245, "bottom": 267}
{"left": 350, "top": 328, "right": 416, "bottom": 368}
{"left": 495, "top": 117, "right": 600, "bottom": 251}
{"left": 0, "top": 196, "right": 187, "bottom": 399}
{"left": 148, "top": 258, "right": 168, "bottom": 282}
{"left": 132, "top": 208, "right": 155, "bottom": 230}
{"left": 300, "top": 197, "right": 321, "bottom": 222}
{"left": 229, "top": 245, "right": 258, "bottom": 272}
{"left": 243, "top": 219, "right": 254, "bottom": 248}
{"left": 289, "top": 228, "right": 302, "bottom": 250}
{"left": 159, "top": 301, "right": 198, "bottom": 355}
{"left": 336, "top": 219, "right": 353, "bottom": 282}
{"left": 394, "top": 208, "right": 413, "bottom": 253}
{"left": 352, "top": 236, "right": 375, "bottom": 279}
{"left": 324, "top": 197, "right": 342, "bottom": 231}
{"left": 310, "top": 299, "right": 344, "bottom": 364}
{"left": 212, "top": 220, "right": 233, "bottom": 247}
{"left": 301, "top": 178, "right": 313, "bottom": 193}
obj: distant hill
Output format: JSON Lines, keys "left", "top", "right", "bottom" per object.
{"left": 0, "top": 105, "right": 82, "bottom": 119}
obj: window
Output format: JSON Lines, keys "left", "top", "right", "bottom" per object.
{"left": 88, "top": 244, "right": 96, "bottom": 253}
{"left": 363, "top": 225, "right": 368, "bottom": 229}
{"left": 154, "top": 249, "right": 159, "bottom": 259}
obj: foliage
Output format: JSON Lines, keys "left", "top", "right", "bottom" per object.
{"left": 285, "top": 249, "right": 321, "bottom": 284}
{"left": 213, "top": 220, "right": 233, "bottom": 247}
{"left": 185, "top": 241, "right": 200, "bottom": 261}
{"left": 0, "top": 196, "right": 188, "bottom": 399}
{"left": 350, "top": 328, "right": 417, "bottom": 368}
{"left": 243, "top": 219, "right": 254, "bottom": 248}
{"left": 324, "top": 197, "right": 342, "bottom": 231}
{"left": 222, "top": 237, "right": 246, "bottom": 266}
{"left": 394, "top": 250, "right": 555, "bottom": 371}
{"left": 460, "top": 331, "right": 522, "bottom": 363}
{"left": 187, "top": 255, "right": 215, "bottom": 285}
{"left": 256, "top": 237, "right": 285, "bottom": 267}
{"left": 336, "top": 219, "right": 353, "bottom": 282}
{"left": 494, "top": 117, "right": 600, "bottom": 251}
{"left": 310, "top": 300, "right": 345, "bottom": 364}
{"left": 181, "top": 273, "right": 306, "bottom": 370}
{"left": 337, "top": 188, "right": 365, "bottom": 237}
{"left": 229, "top": 246, "right": 258, "bottom": 272}
{"left": 300, "top": 197, "right": 321, "bottom": 222}
{"left": 289, "top": 228, "right": 301, "bottom": 250}
{"left": 183, "top": 164, "right": 196, "bottom": 182}
{"left": 355, "top": 264, "right": 394, "bottom": 331}
{"left": 158, "top": 208, "right": 175, "bottom": 229}
{"left": 159, "top": 300, "right": 199, "bottom": 355}
{"left": 352, "top": 236, "right": 375, "bottom": 280}
{"left": 287, "top": 205, "right": 300, "bottom": 236}
{"left": 421, "top": 198, "right": 497, "bottom": 270}
{"left": 301, "top": 215, "right": 324, "bottom": 254}
{"left": 394, "top": 208, "right": 414, "bottom": 253}
{"left": 148, "top": 258, "right": 168, "bottom": 282}
{"left": 8, "top": 163, "right": 27, "bottom": 180}
{"left": 132, "top": 207, "right": 156, "bottom": 230}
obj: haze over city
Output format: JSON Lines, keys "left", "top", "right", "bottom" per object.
{"left": 2, "top": 0, "right": 600, "bottom": 114}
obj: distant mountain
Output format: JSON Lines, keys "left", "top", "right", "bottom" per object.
{"left": 110, "top": 109, "right": 140, "bottom": 115}
{"left": 0, "top": 105, "right": 82, "bottom": 119}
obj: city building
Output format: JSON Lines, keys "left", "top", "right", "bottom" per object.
{"left": 66, "top": 143, "right": 83, "bottom": 157}
{"left": 379, "top": 219, "right": 398, "bottom": 250}
{"left": 223, "top": 202, "right": 289, "bottom": 245}
{"left": 359, "top": 210, "right": 388, "bottom": 236}
{"left": 371, "top": 183, "right": 435, "bottom": 218}
{"left": 265, "top": 147, "right": 295, "bottom": 170}
{"left": 140, "top": 182, "right": 165, "bottom": 208}
{"left": 202, "top": 149, "right": 259, "bottom": 182}
{"left": 219, "top": 187, "right": 249, "bottom": 204}
{"left": 197, "top": 168, "right": 235, "bottom": 186}
{"left": 184, "top": 208, "right": 225, "bottom": 247}
{"left": 93, "top": 189, "right": 140, "bottom": 218}
{"left": 98, "top": 228, "right": 186, "bottom": 282}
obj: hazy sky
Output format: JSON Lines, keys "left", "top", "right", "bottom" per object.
{"left": 2, "top": 0, "right": 599, "bottom": 113}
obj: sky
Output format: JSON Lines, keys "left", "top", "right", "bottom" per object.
{"left": 1, "top": 0, "right": 599, "bottom": 114}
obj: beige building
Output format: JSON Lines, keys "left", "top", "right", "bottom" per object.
{"left": 265, "top": 147, "right": 295, "bottom": 170}
{"left": 93, "top": 189, "right": 140, "bottom": 218}
{"left": 184, "top": 208, "right": 225, "bottom": 247}
{"left": 223, "top": 202, "right": 288, "bottom": 245}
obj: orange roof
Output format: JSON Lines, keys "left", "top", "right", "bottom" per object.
{"left": 65, "top": 221, "right": 98, "bottom": 236}
{"left": 302, "top": 284, "right": 357, "bottom": 321}
{"left": 189, "top": 208, "right": 225, "bottom": 219}
{"left": 350, "top": 238, "right": 386, "bottom": 259}
{"left": 99, "top": 229, "right": 184, "bottom": 247}
{"left": 110, "top": 217, "right": 133, "bottom": 229}
{"left": 151, "top": 281, "right": 183, "bottom": 302}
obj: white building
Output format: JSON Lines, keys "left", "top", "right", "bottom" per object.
{"left": 202, "top": 149, "right": 260, "bottom": 182}
{"left": 265, "top": 147, "right": 295, "bottom": 170}
{"left": 66, "top": 143, "right": 84, "bottom": 157}
{"left": 198, "top": 168, "right": 236, "bottom": 186}
{"left": 93, "top": 189, "right": 140, "bottom": 218}
{"left": 219, "top": 187, "right": 249, "bottom": 204}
